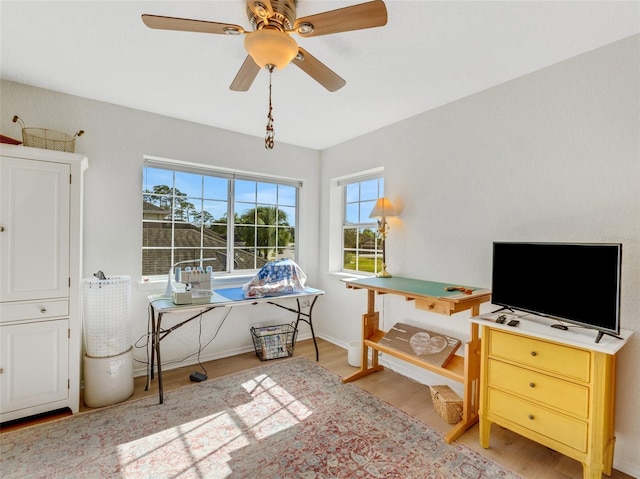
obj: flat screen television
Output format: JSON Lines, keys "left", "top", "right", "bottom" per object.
{"left": 491, "top": 242, "right": 622, "bottom": 342}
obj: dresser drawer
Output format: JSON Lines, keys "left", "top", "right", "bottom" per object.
{"left": 488, "top": 388, "right": 588, "bottom": 452}
{"left": 489, "top": 330, "right": 590, "bottom": 382}
{"left": 487, "top": 359, "right": 589, "bottom": 417}
{"left": 0, "top": 299, "right": 69, "bottom": 323}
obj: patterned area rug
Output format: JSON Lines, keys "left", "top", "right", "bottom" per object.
{"left": 1, "top": 357, "right": 520, "bottom": 478}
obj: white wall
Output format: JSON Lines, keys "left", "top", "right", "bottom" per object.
{"left": 317, "top": 34, "right": 639, "bottom": 476}
{"left": 0, "top": 80, "right": 322, "bottom": 370}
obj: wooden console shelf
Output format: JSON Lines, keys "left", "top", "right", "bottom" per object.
{"left": 342, "top": 276, "right": 491, "bottom": 443}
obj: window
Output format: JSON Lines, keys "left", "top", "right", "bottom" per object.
{"left": 341, "top": 175, "right": 384, "bottom": 274}
{"left": 142, "top": 160, "right": 299, "bottom": 277}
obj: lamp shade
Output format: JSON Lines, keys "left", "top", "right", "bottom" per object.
{"left": 244, "top": 29, "right": 298, "bottom": 70}
{"left": 369, "top": 197, "right": 397, "bottom": 218}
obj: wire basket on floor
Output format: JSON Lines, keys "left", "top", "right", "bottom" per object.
{"left": 12, "top": 115, "right": 84, "bottom": 153}
{"left": 250, "top": 323, "right": 297, "bottom": 361}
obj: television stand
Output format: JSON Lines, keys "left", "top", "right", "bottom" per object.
{"left": 595, "top": 330, "right": 624, "bottom": 343}
{"left": 491, "top": 306, "right": 514, "bottom": 314}
{"left": 550, "top": 323, "right": 569, "bottom": 331}
{"left": 471, "top": 315, "right": 633, "bottom": 479}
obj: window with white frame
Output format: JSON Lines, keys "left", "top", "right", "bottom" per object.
{"left": 341, "top": 174, "right": 384, "bottom": 274}
{"left": 142, "top": 159, "right": 299, "bottom": 278}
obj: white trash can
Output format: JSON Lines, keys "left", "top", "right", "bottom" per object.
{"left": 347, "top": 340, "right": 362, "bottom": 367}
{"left": 83, "top": 276, "right": 131, "bottom": 358}
{"left": 82, "top": 275, "right": 133, "bottom": 407}
{"left": 83, "top": 348, "right": 134, "bottom": 408}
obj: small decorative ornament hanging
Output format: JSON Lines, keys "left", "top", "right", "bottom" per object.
{"left": 264, "top": 65, "right": 275, "bottom": 150}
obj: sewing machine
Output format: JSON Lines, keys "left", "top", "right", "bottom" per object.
{"left": 170, "top": 266, "right": 213, "bottom": 305}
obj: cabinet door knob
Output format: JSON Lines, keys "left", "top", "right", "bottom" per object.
{"left": 40, "top": 307, "right": 47, "bottom": 313}
{"left": 529, "top": 382, "right": 536, "bottom": 388}
{"left": 0, "top": 226, "right": 4, "bottom": 232}
{"left": 0, "top": 368, "right": 4, "bottom": 374}
{"left": 530, "top": 351, "right": 537, "bottom": 356}
{"left": 528, "top": 414, "right": 535, "bottom": 420}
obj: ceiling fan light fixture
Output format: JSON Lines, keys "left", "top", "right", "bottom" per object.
{"left": 244, "top": 28, "right": 298, "bottom": 70}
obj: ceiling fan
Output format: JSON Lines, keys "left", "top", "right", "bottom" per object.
{"left": 141, "top": 0, "right": 388, "bottom": 92}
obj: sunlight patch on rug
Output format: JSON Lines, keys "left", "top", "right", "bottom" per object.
{"left": 116, "top": 411, "right": 246, "bottom": 477}
{"left": 237, "top": 373, "right": 312, "bottom": 439}
{"left": 115, "top": 371, "right": 312, "bottom": 476}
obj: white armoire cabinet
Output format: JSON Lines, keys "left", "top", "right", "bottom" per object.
{"left": 0, "top": 144, "right": 87, "bottom": 422}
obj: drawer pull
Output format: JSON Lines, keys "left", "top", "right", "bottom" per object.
{"left": 530, "top": 351, "right": 537, "bottom": 357}
{"left": 40, "top": 307, "right": 47, "bottom": 313}
{"left": 529, "top": 382, "right": 536, "bottom": 388}
{"left": 528, "top": 414, "right": 535, "bottom": 420}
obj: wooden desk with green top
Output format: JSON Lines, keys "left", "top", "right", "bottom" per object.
{"left": 342, "top": 276, "right": 491, "bottom": 443}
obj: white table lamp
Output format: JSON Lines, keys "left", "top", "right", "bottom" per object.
{"left": 369, "top": 197, "right": 398, "bottom": 278}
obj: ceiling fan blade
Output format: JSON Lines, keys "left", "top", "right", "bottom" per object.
{"left": 230, "top": 56, "right": 261, "bottom": 91}
{"left": 294, "top": 0, "right": 387, "bottom": 38}
{"left": 141, "top": 14, "right": 245, "bottom": 35}
{"left": 292, "top": 48, "right": 346, "bottom": 92}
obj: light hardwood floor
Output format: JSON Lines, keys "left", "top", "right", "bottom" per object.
{"left": 2, "top": 338, "right": 633, "bottom": 479}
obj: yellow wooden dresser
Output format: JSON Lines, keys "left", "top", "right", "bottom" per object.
{"left": 471, "top": 314, "right": 633, "bottom": 479}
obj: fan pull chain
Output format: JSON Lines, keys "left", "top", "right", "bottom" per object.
{"left": 265, "top": 67, "right": 275, "bottom": 150}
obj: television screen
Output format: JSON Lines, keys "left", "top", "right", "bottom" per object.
{"left": 491, "top": 242, "right": 622, "bottom": 336}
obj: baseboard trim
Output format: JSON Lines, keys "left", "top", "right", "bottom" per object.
{"left": 132, "top": 332, "right": 314, "bottom": 377}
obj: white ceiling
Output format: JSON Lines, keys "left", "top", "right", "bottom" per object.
{"left": 1, "top": 1, "right": 639, "bottom": 150}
